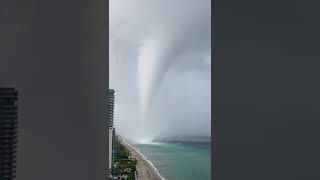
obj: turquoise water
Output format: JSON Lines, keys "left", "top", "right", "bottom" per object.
{"left": 131, "top": 140, "right": 211, "bottom": 180}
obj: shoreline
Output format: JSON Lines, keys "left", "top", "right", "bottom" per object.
{"left": 119, "top": 138, "right": 164, "bottom": 180}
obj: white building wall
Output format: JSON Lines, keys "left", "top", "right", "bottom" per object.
{"left": 109, "top": 128, "right": 114, "bottom": 169}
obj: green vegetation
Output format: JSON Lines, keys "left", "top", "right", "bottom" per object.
{"left": 114, "top": 140, "right": 130, "bottom": 159}
{"left": 112, "top": 137, "right": 137, "bottom": 180}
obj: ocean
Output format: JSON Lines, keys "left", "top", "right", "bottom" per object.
{"left": 130, "top": 140, "right": 211, "bottom": 180}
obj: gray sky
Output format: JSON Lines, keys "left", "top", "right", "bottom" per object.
{"left": 110, "top": 0, "right": 211, "bottom": 142}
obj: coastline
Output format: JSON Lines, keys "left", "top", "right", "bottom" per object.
{"left": 119, "top": 138, "right": 164, "bottom": 180}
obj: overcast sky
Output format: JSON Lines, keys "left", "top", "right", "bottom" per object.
{"left": 110, "top": 0, "right": 211, "bottom": 142}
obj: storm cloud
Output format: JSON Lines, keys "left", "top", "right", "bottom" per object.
{"left": 110, "top": 0, "right": 211, "bottom": 142}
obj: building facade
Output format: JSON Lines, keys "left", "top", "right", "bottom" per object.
{"left": 0, "top": 88, "right": 18, "bottom": 180}
{"left": 108, "top": 128, "right": 114, "bottom": 170}
{"left": 109, "top": 89, "right": 115, "bottom": 128}
{"left": 108, "top": 89, "right": 115, "bottom": 171}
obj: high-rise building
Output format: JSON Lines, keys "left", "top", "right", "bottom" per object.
{"left": 0, "top": 88, "right": 18, "bottom": 180}
{"left": 108, "top": 127, "right": 114, "bottom": 170}
{"left": 108, "top": 89, "right": 115, "bottom": 171}
{"left": 112, "top": 128, "right": 115, "bottom": 163}
{"left": 109, "top": 89, "right": 115, "bottom": 128}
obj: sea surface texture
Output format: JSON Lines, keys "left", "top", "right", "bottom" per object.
{"left": 132, "top": 139, "right": 211, "bottom": 180}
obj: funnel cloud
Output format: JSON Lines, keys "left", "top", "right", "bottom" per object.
{"left": 110, "top": 0, "right": 211, "bottom": 142}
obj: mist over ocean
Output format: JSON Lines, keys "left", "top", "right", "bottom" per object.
{"left": 130, "top": 137, "right": 211, "bottom": 180}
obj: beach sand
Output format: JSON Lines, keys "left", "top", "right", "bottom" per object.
{"left": 119, "top": 139, "right": 162, "bottom": 180}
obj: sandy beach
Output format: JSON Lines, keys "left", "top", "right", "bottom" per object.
{"left": 119, "top": 139, "right": 163, "bottom": 180}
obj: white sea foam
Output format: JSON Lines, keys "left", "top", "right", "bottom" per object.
{"left": 122, "top": 139, "right": 166, "bottom": 180}
{"left": 138, "top": 141, "right": 168, "bottom": 146}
